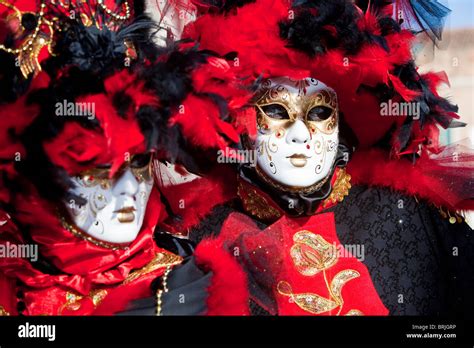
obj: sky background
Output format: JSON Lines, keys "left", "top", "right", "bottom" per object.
{"left": 446, "top": 0, "right": 474, "bottom": 29}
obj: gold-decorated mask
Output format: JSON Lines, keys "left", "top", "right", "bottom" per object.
{"left": 253, "top": 77, "right": 339, "bottom": 191}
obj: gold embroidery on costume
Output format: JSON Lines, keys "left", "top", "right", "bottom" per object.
{"left": 277, "top": 281, "right": 339, "bottom": 314}
{"left": 322, "top": 168, "right": 351, "bottom": 208}
{"left": 237, "top": 182, "right": 282, "bottom": 221}
{"left": 123, "top": 252, "right": 183, "bottom": 285}
{"left": 278, "top": 230, "right": 363, "bottom": 315}
{"left": 60, "top": 289, "right": 109, "bottom": 314}
{"left": 0, "top": 0, "right": 133, "bottom": 80}
{"left": 0, "top": 305, "right": 10, "bottom": 316}
{"left": 330, "top": 269, "right": 360, "bottom": 305}
{"left": 290, "top": 230, "right": 338, "bottom": 276}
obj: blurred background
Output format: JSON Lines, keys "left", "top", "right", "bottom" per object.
{"left": 416, "top": 0, "right": 474, "bottom": 144}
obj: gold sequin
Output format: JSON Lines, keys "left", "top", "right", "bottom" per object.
{"left": 290, "top": 230, "right": 338, "bottom": 275}
{"left": 277, "top": 281, "right": 338, "bottom": 314}
{"left": 322, "top": 168, "right": 351, "bottom": 208}
{"left": 61, "top": 292, "right": 83, "bottom": 312}
{"left": 330, "top": 269, "right": 360, "bottom": 305}
{"left": 60, "top": 288, "right": 109, "bottom": 314}
{"left": 438, "top": 206, "right": 464, "bottom": 224}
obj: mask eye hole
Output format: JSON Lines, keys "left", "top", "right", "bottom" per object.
{"left": 130, "top": 154, "right": 152, "bottom": 169}
{"left": 261, "top": 104, "right": 290, "bottom": 120}
{"left": 307, "top": 106, "right": 333, "bottom": 121}
{"left": 130, "top": 154, "right": 153, "bottom": 182}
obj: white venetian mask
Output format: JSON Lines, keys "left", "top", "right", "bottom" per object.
{"left": 64, "top": 154, "right": 154, "bottom": 245}
{"left": 254, "top": 77, "right": 339, "bottom": 191}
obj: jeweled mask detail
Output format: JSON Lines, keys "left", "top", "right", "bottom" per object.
{"left": 253, "top": 77, "right": 339, "bottom": 191}
{"left": 64, "top": 154, "right": 154, "bottom": 244}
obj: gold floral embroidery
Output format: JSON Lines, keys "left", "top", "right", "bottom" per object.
{"left": 123, "top": 252, "right": 183, "bottom": 285}
{"left": 322, "top": 168, "right": 351, "bottom": 208}
{"left": 290, "top": 230, "right": 338, "bottom": 275}
{"left": 0, "top": 305, "right": 10, "bottom": 316}
{"left": 278, "top": 230, "right": 363, "bottom": 315}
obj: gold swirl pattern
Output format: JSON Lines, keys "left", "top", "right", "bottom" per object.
{"left": 277, "top": 281, "right": 339, "bottom": 314}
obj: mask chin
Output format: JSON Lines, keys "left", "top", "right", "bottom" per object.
{"left": 64, "top": 167, "right": 153, "bottom": 245}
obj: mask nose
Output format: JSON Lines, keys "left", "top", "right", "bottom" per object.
{"left": 286, "top": 120, "right": 311, "bottom": 144}
{"left": 112, "top": 169, "right": 139, "bottom": 197}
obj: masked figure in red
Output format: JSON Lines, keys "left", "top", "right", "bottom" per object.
{"left": 162, "top": 0, "right": 473, "bottom": 316}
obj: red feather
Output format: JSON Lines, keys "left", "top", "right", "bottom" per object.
{"left": 170, "top": 94, "right": 240, "bottom": 150}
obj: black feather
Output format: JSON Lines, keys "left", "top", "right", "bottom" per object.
{"left": 279, "top": 0, "right": 367, "bottom": 56}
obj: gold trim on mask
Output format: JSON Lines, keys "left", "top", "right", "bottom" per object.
{"left": 59, "top": 215, "right": 130, "bottom": 250}
{"left": 321, "top": 168, "right": 351, "bottom": 207}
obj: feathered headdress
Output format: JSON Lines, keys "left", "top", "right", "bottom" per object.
{"left": 0, "top": 0, "right": 250, "bottom": 206}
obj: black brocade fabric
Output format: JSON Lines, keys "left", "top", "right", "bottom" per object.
{"left": 249, "top": 299, "right": 272, "bottom": 316}
{"left": 328, "top": 185, "right": 474, "bottom": 316}
{"left": 190, "top": 185, "right": 474, "bottom": 316}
